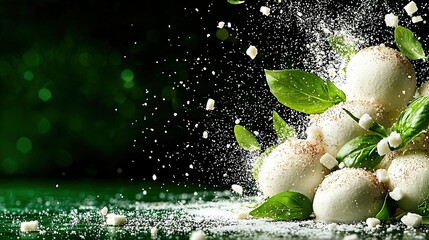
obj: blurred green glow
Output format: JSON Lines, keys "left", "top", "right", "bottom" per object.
{"left": 16, "top": 137, "right": 32, "bottom": 154}
{"left": 37, "top": 118, "right": 51, "bottom": 134}
{"left": 55, "top": 150, "right": 73, "bottom": 167}
{"left": 216, "top": 28, "right": 229, "bottom": 41}
{"left": 23, "top": 50, "right": 41, "bottom": 67}
{"left": 1, "top": 158, "right": 18, "bottom": 174}
{"left": 23, "top": 71, "right": 34, "bottom": 81}
{"left": 38, "top": 88, "right": 52, "bottom": 101}
{"left": 123, "top": 81, "right": 134, "bottom": 89}
{"left": 121, "top": 69, "right": 134, "bottom": 82}
{"left": 108, "top": 52, "right": 122, "bottom": 66}
{"left": 79, "top": 52, "right": 92, "bottom": 67}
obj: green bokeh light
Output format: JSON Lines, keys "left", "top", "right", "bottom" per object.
{"left": 79, "top": 52, "right": 92, "bottom": 67}
{"left": 216, "top": 28, "right": 229, "bottom": 41}
{"left": 16, "top": 137, "right": 32, "bottom": 154}
{"left": 37, "top": 118, "right": 51, "bottom": 134}
{"left": 1, "top": 158, "right": 18, "bottom": 174}
{"left": 121, "top": 69, "right": 134, "bottom": 82}
{"left": 23, "top": 71, "right": 34, "bottom": 81}
{"left": 38, "top": 88, "right": 52, "bottom": 101}
{"left": 23, "top": 50, "right": 41, "bottom": 67}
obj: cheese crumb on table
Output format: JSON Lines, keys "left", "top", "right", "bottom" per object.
{"left": 358, "top": 113, "right": 374, "bottom": 130}
{"left": 412, "top": 15, "right": 423, "bottom": 23}
{"left": 202, "top": 131, "right": 208, "bottom": 139}
{"left": 217, "top": 21, "right": 225, "bottom": 29}
{"left": 260, "top": 6, "right": 271, "bottom": 16}
{"left": 20, "top": 220, "right": 39, "bottom": 232}
{"left": 101, "top": 206, "right": 108, "bottom": 216}
{"left": 319, "top": 153, "right": 338, "bottom": 170}
{"left": 106, "top": 213, "right": 126, "bottom": 226}
{"left": 206, "top": 98, "right": 215, "bottom": 111}
{"left": 377, "top": 138, "right": 391, "bottom": 156}
{"left": 387, "top": 132, "right": 402, "bottom": 148}
{"left": 189, "top": 230, "right": 206, "bottom": 240}
{"left": 366, "top": 217, "right": 381, "bottom": 228}
{"left": 246, "top": 45, "right": 258, "bottom": 59}
{"left": 404, "top": 1, "right": 418, "bottom": 16}
{"left": 389, "top": 187, "right": 404, "bottom": 201}
{"left": 385, "top": 13, "right": 399, "bottom": 27}
{"left": 231, "top": 184, "right": 243, "bottom": 195}
{"left": 401, "top": 212, "right": 422, "bottom": 228}
{"left": 375, "top": 169, "right": 389, "bottom": 183}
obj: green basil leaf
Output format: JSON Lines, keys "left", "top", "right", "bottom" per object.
{"left": 392, "top": 96, "right": 429, "bottom": 148}
{"left": 336, "top": 135, "right": 384, "bottom": 169}
{"left": 252, "top": 144, "right": 278, "bottom": 181}
{"left": 415, "top": 195, "right": 429, "bottom": 216}
{"left": 265, "top": 69, "right": 346, "bottom": 114}
{"left": 249, "top": 191, "right": 312, "bottom": 221}
{"left": 394, "top": 26, "right": 428, "bottom": 61}
{"left": 342, "top": 108, "right": 388, "bottom": 137}
{"left": 273, "top": 111, "right": 295, "bottom": 142}
{"left": 327, "top": 35, "right": 358, "bottom": 61}
{"left": 227, "top": 0, "right": 245, "bottom": 4}
{"left": 422, "top": 216, "right": 429, "bottom": 225}
{"left": 234, "top": 125, "right": 261, "bottom": 151}
{"left": 376, "top": 194, "right": 395, "bottom": 220}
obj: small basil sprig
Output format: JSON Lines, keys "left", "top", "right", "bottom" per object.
{"left": 391, "top": 96, "right": 429, "bottom": 148}
{"left": 249, "top": 191, "right": 312, "bottom": 221}
{"left": 336, "top": 135, "right": 384, "bottom": 169}
{"left": 415, "top": 195, "right": 429, "bottom": 216}
{"left": 273, "top": 110, "right": 296, "bottom": 142}
{"left": 265, "top": 69, "right": 346, "bottom": 114}
{"left": 394, "top": 26, "right": 428, "bottom": 61}
{"left": 376, "top": 194, "right": 396, "bottom": 221}
{"left": 328, "top": 35, "right": 358, "bottom": 61}
{"left": 234, "top": 125, "right": 260, "bottom": 151}
{"left": 252, "top": 144, "right": 277, "bottom": 181}
{"left": 227, "top": 0, "right": 245, "bottom": 4}
{"left": 342, "top": 108, "right": 388, "bottom": 137}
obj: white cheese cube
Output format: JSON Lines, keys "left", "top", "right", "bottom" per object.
{"left": 190, "top": 230, "right": 206, "bottom": 240}
{"left": 217, "top": 21, "right": 225, "bottom": 29}
{"left": 404, "top": 1, "right": 418, "bottom": 16}
{"left": 20, "top": 220, "right": 39, "bottom": 232}
{"left": 401, "top": 212, "right": 422, "bottom": 228}
{"left": 320, "top": 153, "right": 338, "bottom": 170}
{"left": 385, "top": 13, "right": 399, "bottom": 27}
{"left": 205, "top": 98, "right": 215, "bottom": 111}
{"left": 412, "top": 15, "right": 423, "bottom": 23}
{"left": 237, "top": 210, "right": 249, "bottom": 220}
{"left": 388, "top": 132, "right": 402, "bottom": 148}
{"left": 375, "top": 169, "right": 389, "bottom": 183}
{"left": 366, "top": 217, "right": 381, "bottom": 228}
{"left": 231, "top": 184, "right": 243, "bottom": 195}
{"left": 202, "top": 131, "right": 208, "bottom": 139}
{"left": 260, "top": 6, "right": 271, "bottom": 16}
{"left": 106, "top": 213, "right": 126, "bottom": 226}
{"left": 246, "top": 45, "right": 258, "bottom": 59}
{"left": 377, "top": 138, "right": 391, "bottom": 156}
{"left": 151, "top": 226, "right": 158, "bottom": 236}
{"left": 389, "top": 187, "right": 404, "bottom": 201}
{"left": 358, "top": 113, "right": 374, "bottom": 130}
{"left": 101, "top": 206, "right": 108, "bottom": 216}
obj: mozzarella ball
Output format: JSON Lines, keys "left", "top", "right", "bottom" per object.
{"left": 258, "top": 139, "right": 328, "bottom": 200}
{"left": 387, "top": 151, "right": 429, "bottom": 211}
{"left": 313, "top": 168, "right": 386, "bottom": 223}
{"left": 309, "top": 101, "right": 386, "bottom": 156}
{"left": 345, "top": 45, "right": 416, "bottom": 111}
{"left": 416, "top": 80, "right": 429, "bottom": 97}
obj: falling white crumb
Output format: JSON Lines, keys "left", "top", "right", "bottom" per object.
{"left": 101, "top": 206, "right": 108, "bottom": 216}
{"left": 401, "top": 212, "right": 422, "bottom": 228}
{"left": 389, "top": 187, "right": 404, "bottom": 201}
{"left": 217, "top": 21, "right": 225, "bottom": 29}
{"left": 206, "top": 98, "right": 215, "bottom": 111}
{"left": 202, "top": 131, "right": 209, "bottom": 139}
{"left": 246, "top": 45, "right": 258, "bottom": 59}
{"left": 320, "top": 153, "right": 338, "bottom": 170}
{"left": 151, "top": 226, "right": 158, "bottom": 237}
{"left": 404, "top": 1, "right": 418, "bottom": 16}
{"left": 106, "top": 213, "right": 126, "bottom": 226}
{"left": 358, "top": 113, "right": 374, "bottom": 130}
{"left": 189, "top": 230, "right": 206, "bottom": 240}
{"left": 387, "top": 132, "right": 402, "bottom": 148}
{"left": 231, "top": 184, "right": 243, "bottom": 195}
{"left": 260, "top": 6, "right": 271, "bottom": 16}
{"left": 385, "top": 13, "right": 399, "bottom": 27}
{"left": 412, "top": 15, "right": 423, "bottom": 23}
{"left": 377, "top": 138, "right": 391, "bottom": 156}
{"left": 20, "top": 220, "right": 39, "bottom": 232}
{"left": 375, "top": 169, "right": 389, "bottom": 183}
{"left": 366, "top": 217, "right": 381, "bottom": 228}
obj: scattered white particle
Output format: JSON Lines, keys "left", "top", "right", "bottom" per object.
{"left": 385, "top": 13, "right": 399, "bottom": 27}
{"left": 297, "top": 11, "right": 303, "bottom": 17}
{"left": 152, "top": 174, "right": 157, "bottom": 181}
{"left": 366, "top": 217, "right": 381, "bottom": 228}
{"left": 375, "top": 169, "right": 389, "bottom": 183}
{"left": 253, "top": 131, "right": 259, "bottom": 136}
{"left": 401, "top": 212, "right": 422, "bottom": 228}
{"left": 260, "top": 6, "right": 271, "bottom": 16}
{"left": 320, "top": 153, "right": 338, "bottom": 170}
{"left": 237, "top": 210, "right": 249, "bottom": 220}
{"left": 206, "top": 98, "right": 215, "bottom": 111}
{"left": 246, "top": 45, "right": 258, "bottom": 59}
{"left": 343, "top": 234, "right": 359, "bottom": 240}
{"left": 195, "top": 8, "right": 199, "bottom": 12}
{"left": 101, "top": 206, "right": 108, "bottom": 216}
{"left": 404, "top": 1, "right": 418, "bottom": 16}
{"left": 189, "top": 230, "right": 206, "bottom": 240}
{"left": 338, "top": 162, "right": 345, "bottom": 169}
{"left": 387, "top": 132, "right": 402, "bottom": 148}
{"left": 189, "top": 164, "right": 194, "bottom": 169}
{"left": 211, "top": 71, "right": 215, "bottom": 76}
{"left": 202, "top": 131, "right": 209, "bottom": 139}
{"left": 217, "top": 21, "right": 225, "bottom": 29}
{"left": 389, "top": 187, "right": 404, "bottom": 201}
{"left": 359, "top": 113, "right": 374, "bottom": 130}
{"left": 227, "top": 22, "right": 232, "bottom": 28}
{"left": 327, "top": 68, "right": 337, "bottom": 78}
{"left": 20, "top": 220, "right": 39, "bottom": 232}
{"left": 55, "top": 184, "right": 59, "bottom": 188}
{"left": 151, "top": 226, "right": 158, "bottom": 237}
{"left": 106, "top": 213, "right": 126, "bottom": 226}
{"left": 377, "top": 138, "right": 391, "bottom": 156}
{"left": 235, "top": 119, "right": 241, "bottom": 124}
{"left": 412, "top": 15, "right": 423, "bottom": 23}
{"left": 231, "top": 184, "right": 243, "bottom": 195}
{"left": 206, "top": 34, "right": 210, "bottom": 38}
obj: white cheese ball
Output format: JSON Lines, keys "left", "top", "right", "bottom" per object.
{"left": 313, "top": 168, "right": 386, "bottom": 223}
{"left": 345, "top": 45, "right": 416, "bottom": 111}
{"left": 257, "top": 139, "right": 328, "bottom": 200}
{"left": 387, "top": 151, "right": 429, "bottom": 211}
{"left": 309, "top": 101, "right": 386, "bottom": 156}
